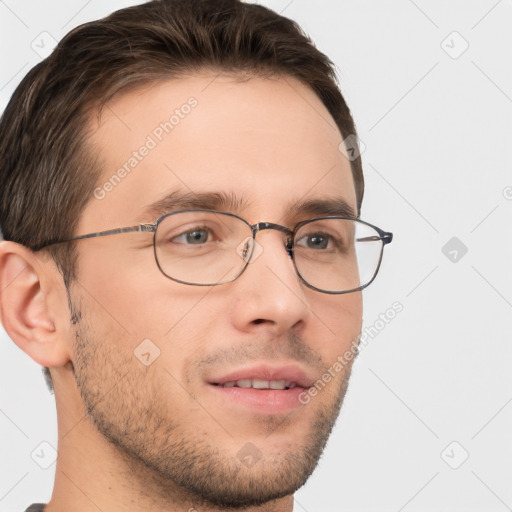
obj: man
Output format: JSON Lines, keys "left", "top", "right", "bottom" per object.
{"left": 0, "top": 0, "right": 392, "bottom": 510}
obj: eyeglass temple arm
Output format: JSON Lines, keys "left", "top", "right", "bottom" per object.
{"left": 72, "top": 224, "right": 157, "bottom": 241}
{"left": 34, "top": 223, "right": 157, "bottom": 250}
{"left": 357, "top": 232, "right": 393, "bottom": 244}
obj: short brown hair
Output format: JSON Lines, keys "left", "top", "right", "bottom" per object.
{"left": 0, "top": 0, "right": 363, "bottom": 283}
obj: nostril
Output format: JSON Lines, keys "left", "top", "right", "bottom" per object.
{"left": 253, "top": 319, "right": 265, "bottom": 325}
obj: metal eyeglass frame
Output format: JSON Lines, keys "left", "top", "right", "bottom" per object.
{"left": 35, "top": 209, "right": 393, "bottom": 295}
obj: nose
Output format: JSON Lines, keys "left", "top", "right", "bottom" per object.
{"left": 229, "top": 230, "right": 311, "bottom": 335}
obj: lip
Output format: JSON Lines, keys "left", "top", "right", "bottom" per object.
{"left": 209, "top": 386, "right": 306, "bottom": 414}
{"left": 208, "top": 363, "right": 315, "bottom": 389}
{"left": 206, "top": 363, "right": 315, "bottom": 414}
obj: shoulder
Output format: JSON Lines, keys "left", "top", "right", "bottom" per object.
{"left": 24, "top": 504, "right": 46, "bottom": 512}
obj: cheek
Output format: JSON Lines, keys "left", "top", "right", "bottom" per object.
{"left": 76, "top": 245, "right": 231, "bottom": 379}
{"left": 311, "top": 292, "right": 362, "bottom": 359}
{"left": 77, "top": 244, "right": 192, "bottom": 336}
{"left": 318, "top": 289, "right": 361, "bottom": 323}
{"left": 341, "top": 292, "right": 363, "bottom": 328}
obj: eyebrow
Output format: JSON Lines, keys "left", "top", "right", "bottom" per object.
{"left": 284, "top": 197, "right": 357, "bottom": 220}
{"left": 140, "top": 190, "right": 357, "bottom": 223}
{"left": 141, "top": 191, "right": 251, "bottom": 221}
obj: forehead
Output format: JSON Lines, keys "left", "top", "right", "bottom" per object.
{"left": 82, "top": 72, "right": 356, "bottom": 228}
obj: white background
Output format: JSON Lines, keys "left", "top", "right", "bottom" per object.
{"left": 1, "top": 1, "right": 511, "bottom": 511}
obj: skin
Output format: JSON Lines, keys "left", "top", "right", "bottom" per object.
{"left": 0, "top": 72, "right": 362, "bottom": 511}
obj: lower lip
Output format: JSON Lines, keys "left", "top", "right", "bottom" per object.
{"left": 209, "top": 385, "right": 306, "bottom": 414}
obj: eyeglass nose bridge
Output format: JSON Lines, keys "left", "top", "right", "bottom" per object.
{"left": 250, "top": 221, "right": 295, "bottom": 259}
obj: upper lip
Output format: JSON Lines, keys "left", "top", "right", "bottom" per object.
{"left": 208, "top": 363, "right": 315, "bottom": 388}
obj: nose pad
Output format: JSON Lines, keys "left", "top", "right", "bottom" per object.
{"left": 285, "top": 238, "right": 294, "bottom": 260}
{"left": 236, "top": 233, "right": 294, "bottom": 268}
{"left": 235, "top": 237, "right": 264, "bottom": 264}
{"left": 236, "top": 237, "right": 252, "bottom": 263}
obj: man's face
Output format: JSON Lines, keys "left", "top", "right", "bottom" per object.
{"left": 69, "top": 73, "right": 362, "bottom": 507}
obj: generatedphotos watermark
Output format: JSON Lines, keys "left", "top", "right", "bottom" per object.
{"left": 93, "top": 96, "right": 198, "bottom": 200}
{"left": 298, "top": 301, "right": 403, "bottom": 404}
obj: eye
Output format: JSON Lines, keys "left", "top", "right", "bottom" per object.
{"left": 296, "top": 233, "right": 331, "bottom": 250}
{"left": 172, "top": 228, "right": 211, "bottom": 244}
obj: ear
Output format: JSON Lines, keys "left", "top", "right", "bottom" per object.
{"left": 0, "top": 241, "right": 71, "bottom": 368}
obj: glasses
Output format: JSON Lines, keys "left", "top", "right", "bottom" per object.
{"left": 37, "top": 209, "right": 393, "bottom": 294}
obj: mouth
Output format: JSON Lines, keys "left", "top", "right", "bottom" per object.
{"left": 212, "top": 379, "right": 298, "bottom": 390}
{"left": 207, "top": 364, "right": 314, "bottom": 414}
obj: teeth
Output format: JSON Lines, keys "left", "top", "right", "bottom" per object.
{"left": 252, "top": 379, "right": 269, "bottom": 389}
{"left": 269, "top": 380, "right": 286, "bottom": 390}
{"left": 218, "top": 379, "right": 296, "bottom": 389}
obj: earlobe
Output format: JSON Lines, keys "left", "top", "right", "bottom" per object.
{"left": 0, "top": 241, "right": 71, "bottom": 368}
